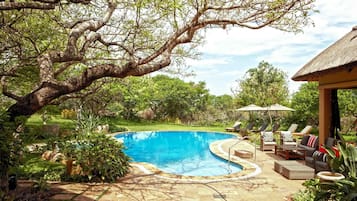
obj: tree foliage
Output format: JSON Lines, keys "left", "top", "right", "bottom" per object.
{"left": 338, "top": 89, "right": 357, "bottom": 118}
{"left": 106, "top": 75, "right": 210, "bottom": 122}
{"left": 154, "top": 75, "right": 210, "bottom": 122}
{"left": 1, "top": 0, "right": 315, "bottom": 120}
{"left": 234, "top": 61, "right": 289, "bottom": 107}
{"left": 290, "top": 82, "right": 319, "bottom": 126}
{"left": 201, "top": 94, "right": 236, "bottom": 124}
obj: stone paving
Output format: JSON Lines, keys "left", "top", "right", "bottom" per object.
{"left": 23, "top": 138, "right": 310, "bottom": 201}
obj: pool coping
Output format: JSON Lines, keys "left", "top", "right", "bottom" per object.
{"left": 114, "top": 131, "right": 262, "bottom": 182}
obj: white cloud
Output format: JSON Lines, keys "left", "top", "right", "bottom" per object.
{"left": 187, "top": 0, "right": 357, "bottom": 96}
{"left": 186, "top": 57, "right": 231, "bottom": 69}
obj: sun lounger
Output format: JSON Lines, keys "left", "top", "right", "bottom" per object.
{"left": 225, "top": 121, "right": 241, "bottom": 132}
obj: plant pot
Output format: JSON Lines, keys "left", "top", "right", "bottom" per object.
{"left": 66, "top": 159, "right": 74, "bottom": 175}
{"left": 317, "top": 171, "right": 345, "bottom": 181}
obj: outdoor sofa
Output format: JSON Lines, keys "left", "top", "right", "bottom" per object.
{"left": 279, "top": 132, "right": 334, "bottom": 173}
{"left": 302, "top": 135, "right": 337, "bottom": 173}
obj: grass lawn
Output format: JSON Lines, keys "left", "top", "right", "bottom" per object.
{"left": 26, "top": 114, "right": 229, "bottom": 133}
{"left": 118, "top": 121, "right": 226, "bottom": 132}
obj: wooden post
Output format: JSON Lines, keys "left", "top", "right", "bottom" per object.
{"left": 319, "top": 88, "right": 332, "bottom": 145}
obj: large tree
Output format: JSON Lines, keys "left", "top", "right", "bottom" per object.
{"left": 0, "top": 0, "right": 315, "bottom": 121}
{"left": 234, "top": 61, "right": 290, "bottom": 107}
{"left": 150, "top": 75, "right": 209, "bottom": 122}
{"left": 0, "top": 0, "right": 315, "bottom": 190}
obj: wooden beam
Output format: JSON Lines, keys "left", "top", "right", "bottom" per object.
{"left": 319, "top": 80, "right": 357, "bottom": 90}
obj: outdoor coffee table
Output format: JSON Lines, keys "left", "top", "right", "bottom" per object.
{"left": 282, "top": 164, "right": 315, "bottom": 180}
{"left": 274, "top": 145, "right": 306, "bottom": 160}
{"left": 274, "top": 160, "right": 301, "bottom": 173}
{"left": 274, "top": 160, "right": 315, "bottom": 180}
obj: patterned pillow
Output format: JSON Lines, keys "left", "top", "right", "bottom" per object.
{"left": 281, "top": 131, "right": 293, "bottom": 142}
{"left": 307, "top": 135, "right": 318, "bottom": 147}
{"left": 312, "top": 151, "right": 328, "bottom": 162}
{"left": 262, "top": 132, "right": 274, "bottom": 142}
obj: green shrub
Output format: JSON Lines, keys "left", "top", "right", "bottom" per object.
{"left": 13, "top": 153, "right": 65, "bottom": 180}
{"left": 327, "top": 142, "right": 357, "bottom": 178}
{"left": 292, "top": 181, "right": 316, "bottom": 201}
{"left": 108, "top": 124, "right": 128, "bottom": 133}
{"left": 32, "top": 178, "right": 50, "bottom": 192}
{"left": 75, "top": 110, "right": 100, "bottom": 135}
{"left": 60, "top": 133, "right": 131, "bottom": 182}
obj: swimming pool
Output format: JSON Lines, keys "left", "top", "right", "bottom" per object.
{"left": 115, "top": 131, "right": 243, "bottom": 176}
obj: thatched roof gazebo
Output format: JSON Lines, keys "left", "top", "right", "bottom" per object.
{"left": 292, "top": 26, "right": 357, "bottom": 145}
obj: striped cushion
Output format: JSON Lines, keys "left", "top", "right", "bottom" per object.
{"left": 312, "top": 151, "right": 328, "bottom": 162}
{"left": 307, "top": 135, "right": 317, "bottom": 147}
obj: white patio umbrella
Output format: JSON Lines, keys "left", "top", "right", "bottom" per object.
{"left": 265, "top": 103, "right": 295, "bottom": 111}
{"left": 236, "top": 104, "right": 266, "bottom": 123}
{"left": 264, "top": 104, "right": 295, "bottom": 125}
{"left": 236, "top": 104, "right": 265, "bottom": 111}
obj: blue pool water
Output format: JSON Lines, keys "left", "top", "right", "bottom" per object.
{"left": 115, "top": 131, "right": 243, "bottom": 176}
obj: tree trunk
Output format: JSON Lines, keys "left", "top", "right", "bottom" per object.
{"left": 0, "top": 131, "right": 11, "bottom": 194}
{"left": 0, "top": 174, "right": 8, "bottom": 194}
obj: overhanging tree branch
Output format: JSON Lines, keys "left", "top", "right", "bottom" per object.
{"left": 0, "top": 2, "right": 55, "bottom": 10}
{"left": 0, "top": 0, "right": 90, "bottom": 10}
{"left": 1, "top": 0, "right": 316, "bottom": 119}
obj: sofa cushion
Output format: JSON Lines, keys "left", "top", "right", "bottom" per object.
{"left": 284, "top": 141, "right": 297, "bottom": 146}
{"left": 307, "top": 135, "right": 318, "bottom": 147}
{"left": 300, "top": 135, "right": 310, "bottom": 146}
{"left": 312, "top": 151, "right": 328, "bottom": 162}
{"left": 325, "top": 137, "right": 336, "bottom": 148}
{"left": 319, "top": 146, "right": 328, "bottom": 154}
{"left": 262, "top": 131, "right": 274, "bottom": 142}
{"left": 298, "top": 144, "right": 317, "bottom": 156}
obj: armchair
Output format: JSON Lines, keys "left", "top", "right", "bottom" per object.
{"left": 260, "top": 131, "right": 277, "bottom": 151}
{"left": 280, "top": 131, "right": 297, "bottom": 147}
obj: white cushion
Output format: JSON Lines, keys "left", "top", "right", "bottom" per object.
{"left": 281, "top": 131, "right": 293, "bottom": 142}
{"left": 264, "top": 141, "right": 277, "bottom": 145}
{"left": 262, "top": 131, "right": 274, "bottom": 142}
{"left": 284, "top": 141, "right": 297, "bottom": 146}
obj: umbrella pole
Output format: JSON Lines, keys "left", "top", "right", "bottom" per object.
{"left": 268, "top": 110, "right": 273, "bottom": 127}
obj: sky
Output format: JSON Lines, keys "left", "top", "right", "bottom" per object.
{"left": 182, "top": 0, "right": 357, "bottom": 96}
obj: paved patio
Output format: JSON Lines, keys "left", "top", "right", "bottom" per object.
{"left": 21, "top": 139, "right": 309, "bottom": 201}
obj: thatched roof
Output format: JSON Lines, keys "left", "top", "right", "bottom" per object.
{"left": 292, "top": 26, "right": 357, "bottom": 81}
